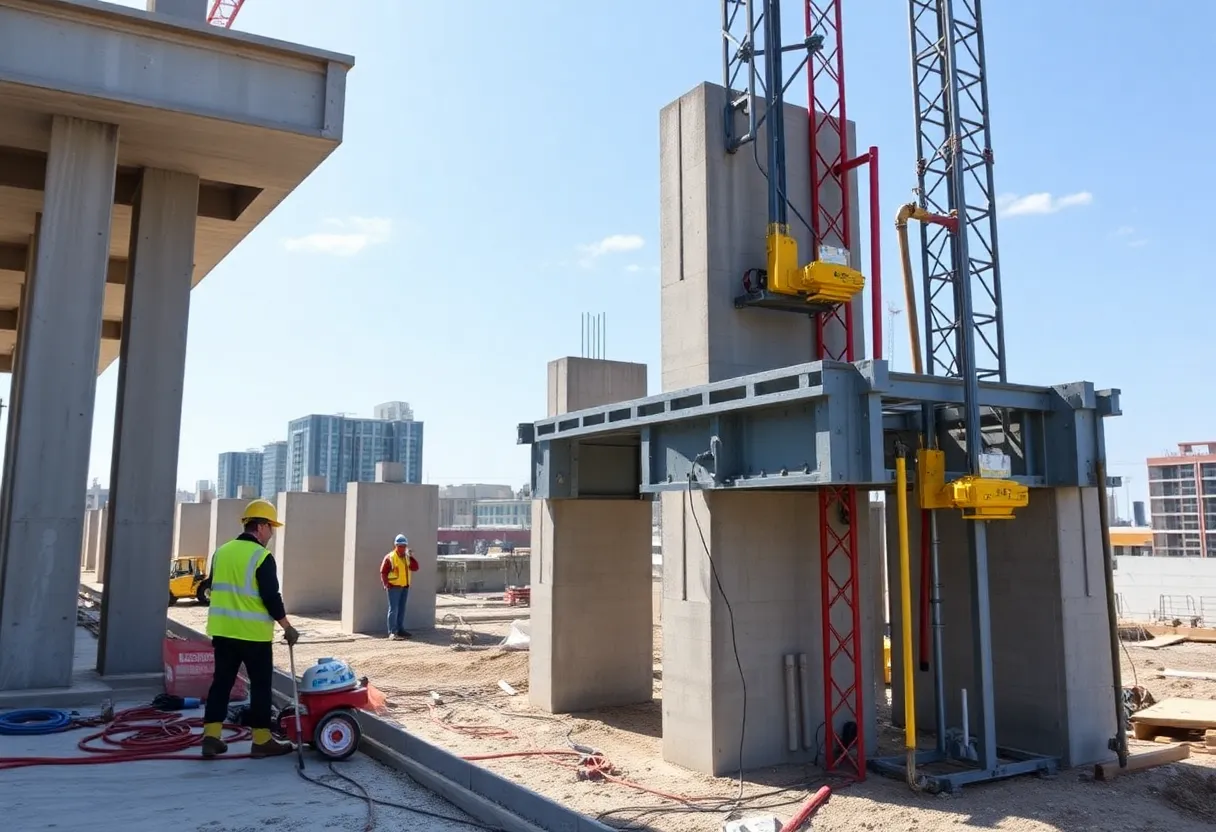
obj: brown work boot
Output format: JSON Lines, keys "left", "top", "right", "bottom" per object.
{"left": 201, "top": 736, "right": 228, "bottom": 758}
{"left": 250, "top": 737, "right": 296, "bottom": 758}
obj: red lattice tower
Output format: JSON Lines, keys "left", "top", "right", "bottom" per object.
{"left": 206, "top": 0, "right": 246, "bottom": 28}
{"left": 806, "top": 0, "right": 864, "bottom": 778}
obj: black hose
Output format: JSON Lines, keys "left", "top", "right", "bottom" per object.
{"left": 1095, "top": 460, "right": 1128, "bottom": 767}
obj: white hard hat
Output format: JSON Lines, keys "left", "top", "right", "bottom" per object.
{"left": 394, "top": 534, "right": 408, "bottom": 546}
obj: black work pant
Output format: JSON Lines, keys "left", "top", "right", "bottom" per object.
{"left": 203, "top": 635, "right": 274, "bottom": 729}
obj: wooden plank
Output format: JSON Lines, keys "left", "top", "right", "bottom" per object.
{"left": 1132, "top": 698, "right": 1216, "bottom": 731}
{"left": 1140, "top": 634, "right": 1188, "bottom": 649}
{"left": 1094, "top": 744, "right": 1190, "bottom": 781}
{"left": 1136, "top": 624, "right": 1216, "bottom": 643}
{"left": 1159, "top": 668, "right": 1216, "bottom": 682}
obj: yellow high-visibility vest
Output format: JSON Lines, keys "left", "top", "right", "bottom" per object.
{"left": 206, "top": 540, "right": 274, "bottom": 642}
{"left": 386, "top": 552, "right": 412, "bottom": 588}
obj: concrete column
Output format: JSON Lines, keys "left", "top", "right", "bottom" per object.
{"left": 97, "top": 168, "right": 198, "bottom": 676}
{"left": 93, "top": 506, "right": 110, "bottom": 582}
{"left": 886, "top": 488, "right": 1115, "bottom": 767}
{"left": 276, "top": 491, "right": 346, "bottom": 614}
{"left": 654, "top": 84, "right": 875, "bottom": 774}
{"left": 375, "top": 462, "right": 404, "bottom": 483}
{"left": 208, "top": 499, "right": 248, "bottom": 559}
{"left": 83, "top": 509, "right": 103, "bottom": 573}
{"left": 172, "top": 502, "right": 211, "bottom": 560}
{"left": 303, "top": 476, "right": 327, "bottom": 493}
{"left": 530, "top": 357, "right": 653, "bottom": 713}
{"left": 0, "top": 116, "right": 118, "bottom": 690}
{"left": 342, "top": 483, "right": 438, "bottom": 633}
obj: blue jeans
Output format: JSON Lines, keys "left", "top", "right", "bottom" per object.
{"left": 386, "top": 586, "right": 409, "bottom": 635}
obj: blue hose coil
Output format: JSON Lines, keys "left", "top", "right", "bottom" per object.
{"left": 0, "top": 708, "right": 74, "bottom": 735}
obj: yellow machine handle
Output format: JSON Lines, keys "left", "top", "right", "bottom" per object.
{"left": 895, "top": 448, "right": 917, "bottom": 787}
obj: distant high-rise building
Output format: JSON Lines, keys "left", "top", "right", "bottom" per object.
{"left": 1133, "top": 500, "right": 1147, "bottom": 528}
{"left": 217, "top": 451, "right": 264, "bottom": 499}
{"left": 84, "top": 477, "right": 108, "bottom": 511}
{"left": 1148, "top": 442, "right": 1216, "bottom": 557}
{"left": 195, "top": 479, "right": 216, "bottom": 503}
{"left": 261, "top": 441, "right": 289, "bottom": 499}
{"left": 439, "top": 484, "right": 514, "bottom": 526}
{"left": 286, "top": 411, "right": 424, "bottom": 493}
{"left": 373, "top": 401, "right": 414, "bottom": 422}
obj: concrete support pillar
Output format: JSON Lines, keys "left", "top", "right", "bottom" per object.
{"left": 303, "top": 476, "right": 327, "bottom": 493}
{"left": 653, "top": 84, "right": 875, "bottom": 774}
{"left": 530, "top": 356, "right": 653, "bottom": 714}
{"left": 0, "top": 116, "right": 119, "bottom": 689}
{"left": 97, "top": 168, "right": 199, "bottom": 676}
{"left": 208, "top": 499, "right": 248, "bottom": 558}
{"left": 83, "top": 509, "right": 103, "bottom": 573}
{"left": 375, "top": 462, "right": 404, "bottom": 483}
{"left": 886, "top": 488, "right": 1115, "bottom": 767}
{"left": 93, "top": 507, "right": 110, "bottom": 582}
{"left": 172, "top": 502, "right": 211, "bottom": 560}
{"left": 275, "top": 491, "right": 346, "bottom": 614}
{"left": 342, "top": 483, "right": 438, "bottom": 634}
{"left": 530, "top": 498, "right": 653, "bottom": 712}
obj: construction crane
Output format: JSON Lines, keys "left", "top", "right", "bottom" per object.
{"left": 722, "top": 0, "right": 881, "bottom": 780}
{"left": 206, "top": 0, "right": 246, "bottom": 28}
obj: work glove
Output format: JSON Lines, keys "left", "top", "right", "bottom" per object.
{"left": 282, "top": 624, "right": 300, "bottom": 647}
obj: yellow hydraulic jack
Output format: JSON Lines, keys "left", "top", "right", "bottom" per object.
{"left": 764, "top": 223, "right": 865, "bottom": 305}
{"left": 916, "top": 448, "right": 1028, "bottom": 520}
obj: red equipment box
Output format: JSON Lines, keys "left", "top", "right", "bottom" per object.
{"left": 163, "top": 637, "right": 247, "bottom": 700}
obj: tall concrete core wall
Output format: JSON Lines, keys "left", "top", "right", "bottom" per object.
{"left": 341, "top": 483, "right": 439, "bottom": 634}
{"left": 275, "top": 491, "right": 345, "bottom": 614}
{"left": 656, "top": 82, "right": 877, "bottom": 775}
{"left": 173, "top": 502, "right": 210, "bottom": 560}
{"left": 886, "top": 488, "right": 1116, "bottom": 767}
{"left": 530, "top": 357, "right": 653, "bottom": 714}
{"left": 208, "top": 499, "right": 247, "bottom": 565}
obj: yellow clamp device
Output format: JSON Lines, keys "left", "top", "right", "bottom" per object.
{"left": 765, "top": 224, "right": 865, "bottom": 305}
{"left": 916, "top": 448, "right": 1028, "bottom": 520}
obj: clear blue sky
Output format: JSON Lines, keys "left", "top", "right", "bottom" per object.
{"left": 11, "top": 0, "right": 1212, "bottom": 511}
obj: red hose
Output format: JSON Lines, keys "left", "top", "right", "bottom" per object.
{"left": 0, "top": 707, "right": 252, "bottom": 769}
{"left": 779, "top": 785, "right": 832, "bottom": 831}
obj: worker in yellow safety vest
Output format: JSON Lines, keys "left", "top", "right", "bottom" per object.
{"left": 380, "top": 534, "right": 419, "bottom": 640}
{"left": 200, "top": 498, "right": 300, "bottom": 759}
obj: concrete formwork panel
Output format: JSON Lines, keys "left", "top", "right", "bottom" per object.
{"left": 547, "top": 357, "right": 649, "bottom": 414}
{"left": 208, "top": 499, "right": 247, "bottom": 562}
{"left": 530, "top": 498, "right": 653, "bottom": 713}
{"left": 341, "top": 483, "right": 438, "bottom": 635}
{"left": 173, "top": 502, "right": 210, "bottom": 560}
{"left": 886, "top": 488, "right": 1116, "bottom": 768}
{"left": 275, "top": 491, "right": 345, "bottom": 615}
{"left": 658, "top": 82, "right": 865, "bottom": 393}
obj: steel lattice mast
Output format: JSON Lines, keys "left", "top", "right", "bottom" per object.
{"left": 206, "top": 0, "right": 246, "bottom": 28}
{"left": 909, "top": 0, "right": 1005, "bottom": 383}
{"left": 722, "top": 0, "right": 871, "bottom": 779}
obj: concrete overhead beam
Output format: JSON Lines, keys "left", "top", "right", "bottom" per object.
{"left": 0, "top": 0, "right": 352, "bottom": 141}
{"left": 0, "top": 147, "right": 258, "bottom": 222}
{"left": 0, "top": 242, "right": 127, "bottom": 284}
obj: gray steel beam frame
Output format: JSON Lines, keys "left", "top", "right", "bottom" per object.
{"left": 517, "top": 359, "right": 1120, "bottom": 501}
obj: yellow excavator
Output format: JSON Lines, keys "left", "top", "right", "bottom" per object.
{"left": 168, "top": 555, "right": 211, "bottom": 606}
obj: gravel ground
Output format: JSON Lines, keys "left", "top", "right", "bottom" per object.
{"left": 168, "top": 596, "right": 1216, "bottom": 832}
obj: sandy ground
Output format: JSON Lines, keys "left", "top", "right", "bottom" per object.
{"left": 168, "top": 593, "right": 1216, "bottom": 832}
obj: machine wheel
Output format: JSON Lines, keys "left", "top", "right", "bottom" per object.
{"left": 314, "top": 708, "right": 361, "bottom": 761}
{"left": 195, "top": 583, "right": 210, "bottom": 606}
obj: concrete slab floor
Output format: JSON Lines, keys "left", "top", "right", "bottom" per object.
{"left": 0, "top": 718, "right": 489, "bottom": 831}
{"left": 0, "top": 626, "right": 490, "bottom": 832}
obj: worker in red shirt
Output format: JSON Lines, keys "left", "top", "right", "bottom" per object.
{"left": 380, "top": 534, "right": 419, "bottom": 640}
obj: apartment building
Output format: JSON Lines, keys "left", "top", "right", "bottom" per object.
{"left": 1148, "top": 441, "right": 1216, "bottom": 557}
